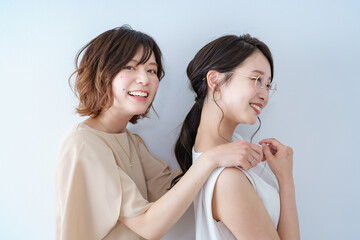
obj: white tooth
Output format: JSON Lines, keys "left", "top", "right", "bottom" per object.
{"left": 129, "top": 91, "right": 147, "bottom": 97}
{"left": 251, "top": 104, "right": 261, "bottom": 111}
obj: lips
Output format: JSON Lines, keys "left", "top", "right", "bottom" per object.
{"left": 128, "top": 90, "right": 148, "bottom": 98}
{"left": 250, "top": 103, "right": 263, "bottom": 114}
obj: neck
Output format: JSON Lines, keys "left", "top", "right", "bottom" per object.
{"left": 83, "top": 107, "right": 133, "bottom": 134}
{"left": 194, "top": 98, "right": 237, "bottom": 152}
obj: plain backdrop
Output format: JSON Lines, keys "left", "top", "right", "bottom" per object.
{"left": 1, "top": 0, "right": 359, "bottom": 239}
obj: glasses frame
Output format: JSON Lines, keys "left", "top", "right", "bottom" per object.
{"left": 227, "top": 71, "right": 278, "bottom": 97}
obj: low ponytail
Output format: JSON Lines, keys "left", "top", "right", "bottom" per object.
{"left": 171, "top": 99, "right": 203, "bottom": 187}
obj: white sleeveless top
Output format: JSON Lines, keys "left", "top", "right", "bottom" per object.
{"left": 192, "top": 133, "right": 280, "bottom": 240}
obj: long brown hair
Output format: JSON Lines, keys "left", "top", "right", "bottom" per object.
{"left": 171, "top": 34, "right": 273, "bottom": 187}
{"left": 69, "top": 25, "right": 164, "bottom": 123}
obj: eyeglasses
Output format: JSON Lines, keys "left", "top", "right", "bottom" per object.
{"left": 227, "top": 72, "right": 278, "bottom": 98}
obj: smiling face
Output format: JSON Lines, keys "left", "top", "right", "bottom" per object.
{"left": 218, "top": 50, "right": 272, "bottom": 125}
{"left": 110, "top": 47, "right": 159, "bottom": 118}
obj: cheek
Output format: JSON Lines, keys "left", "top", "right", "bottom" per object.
{"left": 241, "top": 86, "right": 258, "bottom": 102}
{"left": 152, "top": 80, "right": 160, "bottom": 92}
{"left": 111, "top": 81, "right": 120, "bottom": 95}
{"left": 226, "top": 88, "right": 252, "bottom": 105}
{"left": 112, "top": 74, "right": 126, "bottom": 88}
{"left": 112, "top": 82, "right": 125, "bottom": 96}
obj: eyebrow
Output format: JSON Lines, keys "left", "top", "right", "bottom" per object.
{"left": 129, "top": 59, "right": 158, "bottom": 66}
{"left": 251, "top": 69, "right": 265, "bottom": 75}
{"left": 251, "top": 69, "right": 272, "bottom": 80}
{"left": 148, "top": 62, "right": 158, "bottom": 67}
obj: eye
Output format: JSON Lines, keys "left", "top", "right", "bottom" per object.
{"left": 147, "top": 69, "right": 157, "bottom": 74}
{"left": 250, "top": 76, "right": 262, "bottom": 82}
{"left": 125, "top": 66, "right": 135, "bottom": 70}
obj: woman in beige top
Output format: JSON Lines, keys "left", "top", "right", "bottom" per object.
{"left": 56, "top": 26, "right": 264, "bottom": 240}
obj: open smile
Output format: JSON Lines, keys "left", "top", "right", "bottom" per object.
{"left": 128, "top": 90, "right": 149, "bottom": 100}
{"left": 250, "top": 103, "right": 263, "bottom": 114}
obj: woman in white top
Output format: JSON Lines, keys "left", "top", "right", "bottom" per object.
{"left": 172, "top": 34, "right": 300, "bottom": 239}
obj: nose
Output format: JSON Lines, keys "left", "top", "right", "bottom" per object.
{"left": 136, "top": 70, "right": 150, "bottom": 85}
{"left": 258, "top": 88, "right": 269, "bottom": 102}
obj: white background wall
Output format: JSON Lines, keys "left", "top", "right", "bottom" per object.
{"left": 1, "top": 0, "right": 359, "bottom": 239}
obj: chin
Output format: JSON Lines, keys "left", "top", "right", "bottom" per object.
{"left": 133, "top": 106, "right": 150, "bottom": 115}
{"left": 237, "top": 116, "right": 257, "bottom": 125}
{"left": 248, "top": 117, "right": 258, "bottom": 125}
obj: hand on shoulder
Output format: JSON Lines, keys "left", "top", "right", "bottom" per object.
{"left": 199, "top": 140, "right": 264, "bottom": 170}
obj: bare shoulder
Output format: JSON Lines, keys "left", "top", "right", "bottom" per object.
{"left": 212, "top": 167, "right": 279, "bottom": 239}
{"left": 212, "top": 167, "right": 255, "bottom": 222}
{"left": 215, "top": 167, "right": 253, "bottom": 192}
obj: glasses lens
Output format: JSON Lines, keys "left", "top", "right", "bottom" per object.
{"left": 269, "top": 82, "right": 277, "bottom": 98}
{"left": 254, "top": 78, "right": 277, "bottom": 98}
{"left": 254, "top": 76, "right": 262, "bottom": 90}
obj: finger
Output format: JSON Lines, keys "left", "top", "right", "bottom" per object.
{"left": 234, "top": 140, "right": 262, "bottom": 154}
{"left": 239, "top": 159, "right": 252, "bottom": 170}
{"left": 248, "top": 147, "right": 262, "bottom": 163}
{"left": 262, "top": 143, "right": 274, "bottom": 161}
{"left": 261, "top": 152, "right": 266, "bottom": 162}
{"left": 248, "top": 143, "right": 263, "bottom": 157}
{"left": 259, "top": 138, "right": 283, "bottom": 148}
{"left": 249, "top": 151, "right": 262, "bottom": 164}
{"left": 269, "top": 143, "right": 278, "bottom": 155}
{"left": 261, "top": 142, "right": 278, "bottom": 155}
{"left": 235, "top": 141, "right": 262, "bottom": 162}
{"left": 259, "top": 139, "right": 283, "bottom": 154}
{"left": 247, "top": 154, "right": 259, "bottom": 166}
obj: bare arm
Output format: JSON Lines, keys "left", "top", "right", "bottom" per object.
{"left": 260, "top": 138, "right": 300, "bottom": 240}
{"left": 277, "top": 176, "right": 299, "bottom": 239}
{"left": 212, "top": 168, "right": 280, "bottom": 240}
{"left": 212, "top": 138, "right": 300, "bottom": 240}
{"left": 119, "top": 140, "right": 263, "bottom": 240}
{"left": 120, "top": 155, "right": 214, "bottom": 239}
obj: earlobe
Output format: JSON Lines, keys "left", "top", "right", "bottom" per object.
{"left": 211, "top": 90, "right": 221, "bottom": 101}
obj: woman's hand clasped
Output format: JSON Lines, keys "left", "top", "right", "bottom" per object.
{"left": 259, "top": 138, "right": 294, "bottom": 182}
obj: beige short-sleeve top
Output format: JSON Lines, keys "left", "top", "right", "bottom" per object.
{"left": 56, "top": 123, "right": 181, "bottom": 240}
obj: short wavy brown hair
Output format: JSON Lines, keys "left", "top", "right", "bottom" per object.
{"left": 69, "top": 25, "right": 164, "bottom": 124}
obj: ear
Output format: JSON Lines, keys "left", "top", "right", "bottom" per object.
{"left": 206, "top": 70, "right": 220, "bottom": 91}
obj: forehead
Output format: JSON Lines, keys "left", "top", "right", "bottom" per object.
{"left": 235, "top": 51, "right": 271, "bottom": 78}
{"left": 131, "top": 47, "right": 157, "bottom": 65}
